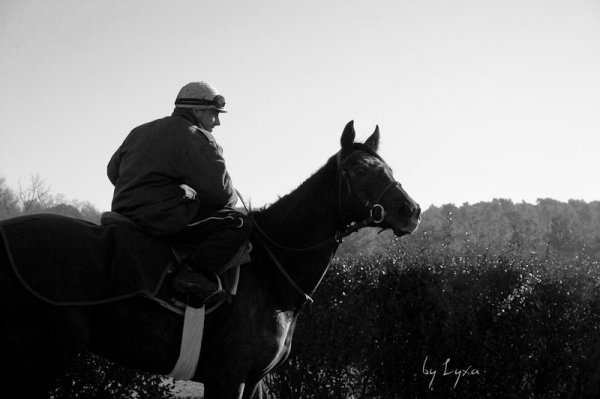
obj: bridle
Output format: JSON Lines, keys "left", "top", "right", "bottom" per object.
{"left": 239, "top": 145, "right": 402, "bottom": 306}
{"left": 336, "top": 147, "right": 400, "bottom": 228}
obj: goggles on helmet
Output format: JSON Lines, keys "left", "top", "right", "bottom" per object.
{"left": 175, "top": 94, "right": 226, "bottom": 110}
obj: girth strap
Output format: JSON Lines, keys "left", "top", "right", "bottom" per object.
{"left": 168, "top": 305, "right": 205, "bottom": 380}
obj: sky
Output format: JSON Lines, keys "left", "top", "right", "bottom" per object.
{"left": 1, "top": 0, "right": 599, "bottom": 212}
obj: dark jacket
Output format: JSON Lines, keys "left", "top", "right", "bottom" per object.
{"left": 107, "top": 109, "right": 236, "bottom": 237}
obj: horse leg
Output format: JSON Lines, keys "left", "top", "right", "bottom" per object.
{"left": 1, "top": 304, "right": 88, "bottom": 397}
{"left": 242, "top": 379, "right": 264, "bottom": 399}
{"left": 1, "top": 309, "right": 87, "bottom": 398}
{"left": 203, "top": 379, "right": 245, "bottom": 399}
{"left": 0, "top": 244, "right": 89, "bottom": 398}
{"left": 1, "top": 369, "right": 51, "bottom": 399}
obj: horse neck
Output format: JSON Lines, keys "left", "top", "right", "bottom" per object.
{"left": 252, "top": 157, "right": 343, "bottom": 308}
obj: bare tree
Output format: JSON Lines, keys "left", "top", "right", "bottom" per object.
{"left": 71, "top": 200, "right": 102, "bottom": 224}
{"left": 0, "top": 176, "right": 19, "bottom": 220}
{"left": 18, "top": 173, "right": 54, "bottom": 214}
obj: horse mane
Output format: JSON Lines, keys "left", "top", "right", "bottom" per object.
{"left": 251, "top": 155, "right": 339, "bottom": 233}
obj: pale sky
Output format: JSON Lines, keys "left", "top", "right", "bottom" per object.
{"left": 1, "top": 0, "right": 599, "bottom": 211}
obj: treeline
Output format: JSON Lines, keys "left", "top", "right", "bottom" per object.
{"left": 339, "top": 198, "right": 600, "bottom": 260}
{"left": 0, "top": 174, "right": 102, "bottom": 223}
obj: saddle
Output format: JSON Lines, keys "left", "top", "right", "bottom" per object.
{"left": 99, "top": 212, "right": 250, "bottom": 312}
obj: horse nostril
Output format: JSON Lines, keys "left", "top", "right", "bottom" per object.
{"left": 399, "top": 203, "right": 413, "bottom": 218}
{"left": 400, "top": 203, "right": 421, "bottom": 219}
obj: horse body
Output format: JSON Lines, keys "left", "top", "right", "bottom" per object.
{"left": 0, "top": 121, "right": 420, "bottom": 398}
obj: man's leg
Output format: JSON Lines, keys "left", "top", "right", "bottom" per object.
{"left": 169, "top": 209, "right": 252, "bottom": 301}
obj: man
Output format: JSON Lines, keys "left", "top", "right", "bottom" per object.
{"left": 107, "top": 81, "right": 252, "bottom": 303}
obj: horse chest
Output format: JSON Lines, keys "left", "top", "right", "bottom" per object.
{"left": 253, "top": 311, "right": 297, "bottom": 373}
{"left": 273, "top": 312, "right": 295, "bottom": 355}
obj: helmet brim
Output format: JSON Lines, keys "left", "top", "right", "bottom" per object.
{"left": 175, "top": 104, "right": 227, "bottom": 113}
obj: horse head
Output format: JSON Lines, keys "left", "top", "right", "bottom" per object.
{"left": 337, "top": 120, "right": 421, "bottom": 237}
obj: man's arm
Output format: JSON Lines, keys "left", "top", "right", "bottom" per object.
{"left": 175, "top": 131, "right": 236, "bottom": 208}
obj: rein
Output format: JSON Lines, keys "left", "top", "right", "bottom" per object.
{"left": 237, "top": 147, "right": 400, "bottom": 306}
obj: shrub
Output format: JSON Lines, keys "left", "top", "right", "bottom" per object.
{"left": 49, "top": 352, "right": 174, "bottom": 399}
{"left": 265, "top": 247, "right": 600, "bottom": 398}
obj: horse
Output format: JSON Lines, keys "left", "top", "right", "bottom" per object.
{"left": 0, "top": 121, "right": 421, "bottom": 398}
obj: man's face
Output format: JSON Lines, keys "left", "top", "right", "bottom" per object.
{"left": 193, "top": 108, "right": 221, "bottom": 132}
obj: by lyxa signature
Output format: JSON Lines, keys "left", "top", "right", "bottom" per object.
{"left": 422, "top": 356, "right": 481, "bottom": 389}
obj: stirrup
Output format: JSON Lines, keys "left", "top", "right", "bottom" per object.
{"left": 171, "top": 267, "right": 225, "bottom": 307}
{"left": 186, "top": 279, "right": 227, "bottom": 309}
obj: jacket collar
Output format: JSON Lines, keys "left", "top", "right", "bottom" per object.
{"left": 172, "top": 107, "right": 197, "bottom": 125}
{"left": 172, "top": 108, "right": 216, "bottom": 143}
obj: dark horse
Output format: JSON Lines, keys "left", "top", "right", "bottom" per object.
{"left": 0, "top": 121, "right": 420, "bottom": 398}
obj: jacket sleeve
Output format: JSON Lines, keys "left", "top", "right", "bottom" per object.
{"left": 107, "top": 147, "right": 121, "bottom": 186}
{"left": 171, "top": 130, "right": 237, "bottom": 208}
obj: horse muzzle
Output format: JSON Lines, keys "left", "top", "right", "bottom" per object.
{"left": 380, "top": 190, "right": 421, "bottom": 237}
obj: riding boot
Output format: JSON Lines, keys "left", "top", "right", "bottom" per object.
{"left": 170, "top": 261, "right": 226, "bottom": 306}
{"left": 167, "top": 208, "right": 252, "bottom": 306}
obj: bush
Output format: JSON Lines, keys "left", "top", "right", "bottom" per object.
{"left": 49, "top": 352, "right": 174, "bottom": 399}
{"left": 265, "top": 247, "right": 600, "bottom": 398}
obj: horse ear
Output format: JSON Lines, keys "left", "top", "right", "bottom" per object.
{"left": 340, "top": 120, "right": 355, "bottom": 156}
{"left": 365, "top": 125, "right": 380, "bottom": 152}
